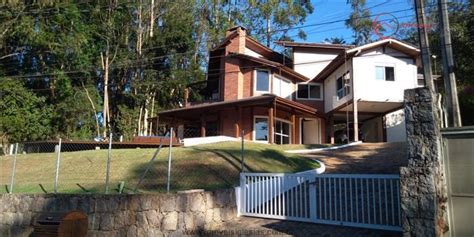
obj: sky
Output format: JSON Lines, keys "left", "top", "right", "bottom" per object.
{"left": 293, "top": 0, "right": 416, "bottom": 44}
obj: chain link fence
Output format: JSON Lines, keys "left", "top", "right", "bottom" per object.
{"left": 1, "top": 128, "right": 240, "bottom": 194}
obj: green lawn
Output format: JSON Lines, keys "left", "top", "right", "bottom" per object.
{"left": 0, "top": 141, "right": 319, "bottom": 194}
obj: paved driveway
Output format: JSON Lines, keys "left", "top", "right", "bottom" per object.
{"left": 303, "top": 143, "right": 407, "bottom": 174}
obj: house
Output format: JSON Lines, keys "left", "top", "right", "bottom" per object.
{"left": 149, "top": 26, "right": 420, "bottom": 144}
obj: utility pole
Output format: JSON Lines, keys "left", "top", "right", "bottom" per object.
{"left": 438, "top": 0, "right": 462, "bottom": 127}
{"left": 414, "top": 0, "right": 435, "bottom": 94}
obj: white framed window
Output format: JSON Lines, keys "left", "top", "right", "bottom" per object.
{"left": 253, "top": 116, "right": 269, "bottom": 142}
{"left": 274, "top": 119, "right": 291, "bottom": 144}
{"left": 375, "top": 66, "right": 395, "bottom": 81}
{"left": 273, "top": 75, "right": 293, "bottom": 100}
{"left": 296, "top": 83, "right": 322, "bottom": 100}
{"left": 254, "top": 69, "right": 271, "bottom": 93}
{"left": 336, "top": 71, "right": 350, "bottom": 100}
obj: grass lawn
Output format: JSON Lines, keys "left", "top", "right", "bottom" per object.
{"left": 0, "top": 141, "right": 319, "bottom": 194}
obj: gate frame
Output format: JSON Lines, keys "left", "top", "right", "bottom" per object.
{"left": 240, "top": 172, "right": 402, "bottom": 232}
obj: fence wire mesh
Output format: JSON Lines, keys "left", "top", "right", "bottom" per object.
{"left": 0, "top": 128, "right": 246, "bottom": 194}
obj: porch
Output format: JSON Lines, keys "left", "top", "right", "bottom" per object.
{"left": 150, "top": 95, "right": 326, "bottom": 145}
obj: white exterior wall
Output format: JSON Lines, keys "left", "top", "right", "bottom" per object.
{"left": 352, "top": 47, "right": 418, "bottom": 103}
{"left": 245, "top": 47, "right": 264, "bottom": 58}
{"left": 324, "top": 59, "right": 353, "bottom": 112}
{"left": 293, "top": 49, "right": 339, "bottom": 79}
{"left": 385, "top": 109, "right": 406, "bottom": 142}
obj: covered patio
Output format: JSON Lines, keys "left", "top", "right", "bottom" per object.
{"left": 150, "top": 94, "right": 326, "bottom": 144}
{"left": 327, "top": 99, "right": 404, "bottom": 143}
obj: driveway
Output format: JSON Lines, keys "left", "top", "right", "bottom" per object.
{"left": 302, "top": 143, "right": 407, "bottom": 174}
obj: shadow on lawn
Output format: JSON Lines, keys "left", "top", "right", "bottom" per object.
{"left": 125, "top": 145, "right": 318, "bottom": 193}
{"left": 128, "top": 155, "right": 240, "bottom": 193}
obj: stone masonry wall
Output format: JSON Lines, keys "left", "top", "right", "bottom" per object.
{"left": 0, "top": 189, "right": 237, "bottom": 237}
{"left": 401, "top": 88, "right": 448, "bottom": 237}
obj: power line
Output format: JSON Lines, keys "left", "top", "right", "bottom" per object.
{"left": 0, "top": 6, "right": 418, "bottom": 76}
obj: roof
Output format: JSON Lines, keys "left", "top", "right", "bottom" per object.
{"left": 211, "top": 27, "right": 291, "bottom": 65}
{"left": 157, "top": 95, "right": 319, "bottom": 120}
{"left": 276, "top": 41, "right": 354, "bottom": 50}
{"left": 229, "top": 53, "right": 309, "bottom": 82}
{"left": 312, "top": 38, "right": 420, "bottom": 82}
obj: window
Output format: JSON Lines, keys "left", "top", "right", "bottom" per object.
{"left": 336, "top": 72, "right": 350, "bottom": 100}
{"left": 273, "top": 76, "right": 293, "bottom": 99}
{"left": 255, "top": 69, "right": 270, "bottom": 92}
{"left": 375, "top": 66, "right": 395, "bottom": 81}
{"left": 297, "top": 83, "right": 322, "bottom": 100}
{"left": 254, "top": 117, "right": 268, "bottom": 141}
{"left": 274, "top": 120, "right": 291, "bottom": 144}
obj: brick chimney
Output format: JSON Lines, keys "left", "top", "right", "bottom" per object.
{"left": 225, "top": 26, "right": 246, "bottom": 54}
{"left": 222, "top": 26, "right": 247, "bottom": 100}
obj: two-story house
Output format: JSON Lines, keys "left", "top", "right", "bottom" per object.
{"left": 150, "top": 26, "right": 420, "bottom": 145}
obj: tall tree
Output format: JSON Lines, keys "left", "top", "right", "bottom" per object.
{"left": 345, "top": 0, "right": 374, "bottom": 45}
{"left": 231, "top": 0, "right": 314, "bottom": 47}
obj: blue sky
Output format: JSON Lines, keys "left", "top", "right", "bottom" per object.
{"left": 292, "top": 0, "right": 416, "bottom": 44}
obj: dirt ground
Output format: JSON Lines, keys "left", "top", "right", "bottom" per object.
{"left": 302, "top": 143, "right": 407, "bottom": 174}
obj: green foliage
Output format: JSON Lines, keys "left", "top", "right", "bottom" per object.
{"left": 402, "top": 1, "right": 473, "bottom": 125}
{"left": 0, "top": 78, "right": 52, "bottom": 142}
{"left": 0, "top": 0, "right": 315, "bottom": 141}
{"left": 345, "top": 0, "right": 374, "bottom": 45}
{"left": 324, "top": 36, "right": 347, "bottom": 44}
{"left": 229, "top": 0, "right": 314, "bottom": 46}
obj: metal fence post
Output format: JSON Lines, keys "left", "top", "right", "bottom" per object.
{"left": 241, "top": 129, "right": 245, "bottom": 172}
{"left": 8, "top": 143, "right": 18, "bottom": 193}
{"left": 105, "top": 133, "right": 113, "bottom": 194}
{"left": 167, "top": 127, "right": 173, "bottom": 193}
{"left": 54, "top": 139, "right": 62, "bottom": 194}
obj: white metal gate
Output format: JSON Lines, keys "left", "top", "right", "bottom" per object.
{"left": 240, "top": 173, "right": 401, "bottom": 231}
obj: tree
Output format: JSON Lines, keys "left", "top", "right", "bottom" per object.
{"left": 231, "top": 0, "right": 314, "bottom": 47}
{"left": 0, "top": 79, "right": 52, "bottom": 143}
{"left": 345, "top": 0, "right": 374, "bottom": 45}
{"left": 401, "top": 1, "right": 473, "bottom": 125}
{"left": 323, "top": 37, "right": 347, "bottom": 44}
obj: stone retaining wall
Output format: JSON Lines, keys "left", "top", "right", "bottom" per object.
{"left": 0, "top": 189, "right": 237, "bottom": 237}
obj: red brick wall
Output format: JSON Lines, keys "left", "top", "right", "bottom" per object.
{"left": 219, "top": 109, "right": 236, "bottom": 137}
{"left": 242, "top": 69, "right": 253, "bottom": 98}
{"left": 223, "top": 58, "right": 241, "bottom": 100}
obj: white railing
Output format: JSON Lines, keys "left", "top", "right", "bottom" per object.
{"left": 240, "top": 173, "right": 402, "bottom": 232}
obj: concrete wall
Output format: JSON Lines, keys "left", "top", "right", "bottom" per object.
{"left": 352, "top": 47, "right": 417, "bottom": 103}
{"left": 0, "top": 189, "right": 237, "bottom": 237}
{"left": 385, "top": 109, "right": 406, "bottom": 142}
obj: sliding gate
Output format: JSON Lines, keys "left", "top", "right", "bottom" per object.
{"left": 240, "top": 173, "right": 401, "bottom": 231}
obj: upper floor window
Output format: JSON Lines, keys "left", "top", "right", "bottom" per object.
{"left": 255, "top": 69, "right": 270, "bottom": 92}
{"left": 297, "top": 83, "right": 322, "bottom": 100}
{"left": 336, "top": 72, "right": 350, "bottom": 100}
{"left": 375, "top": 66, "right": 395, "bottom": 81}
